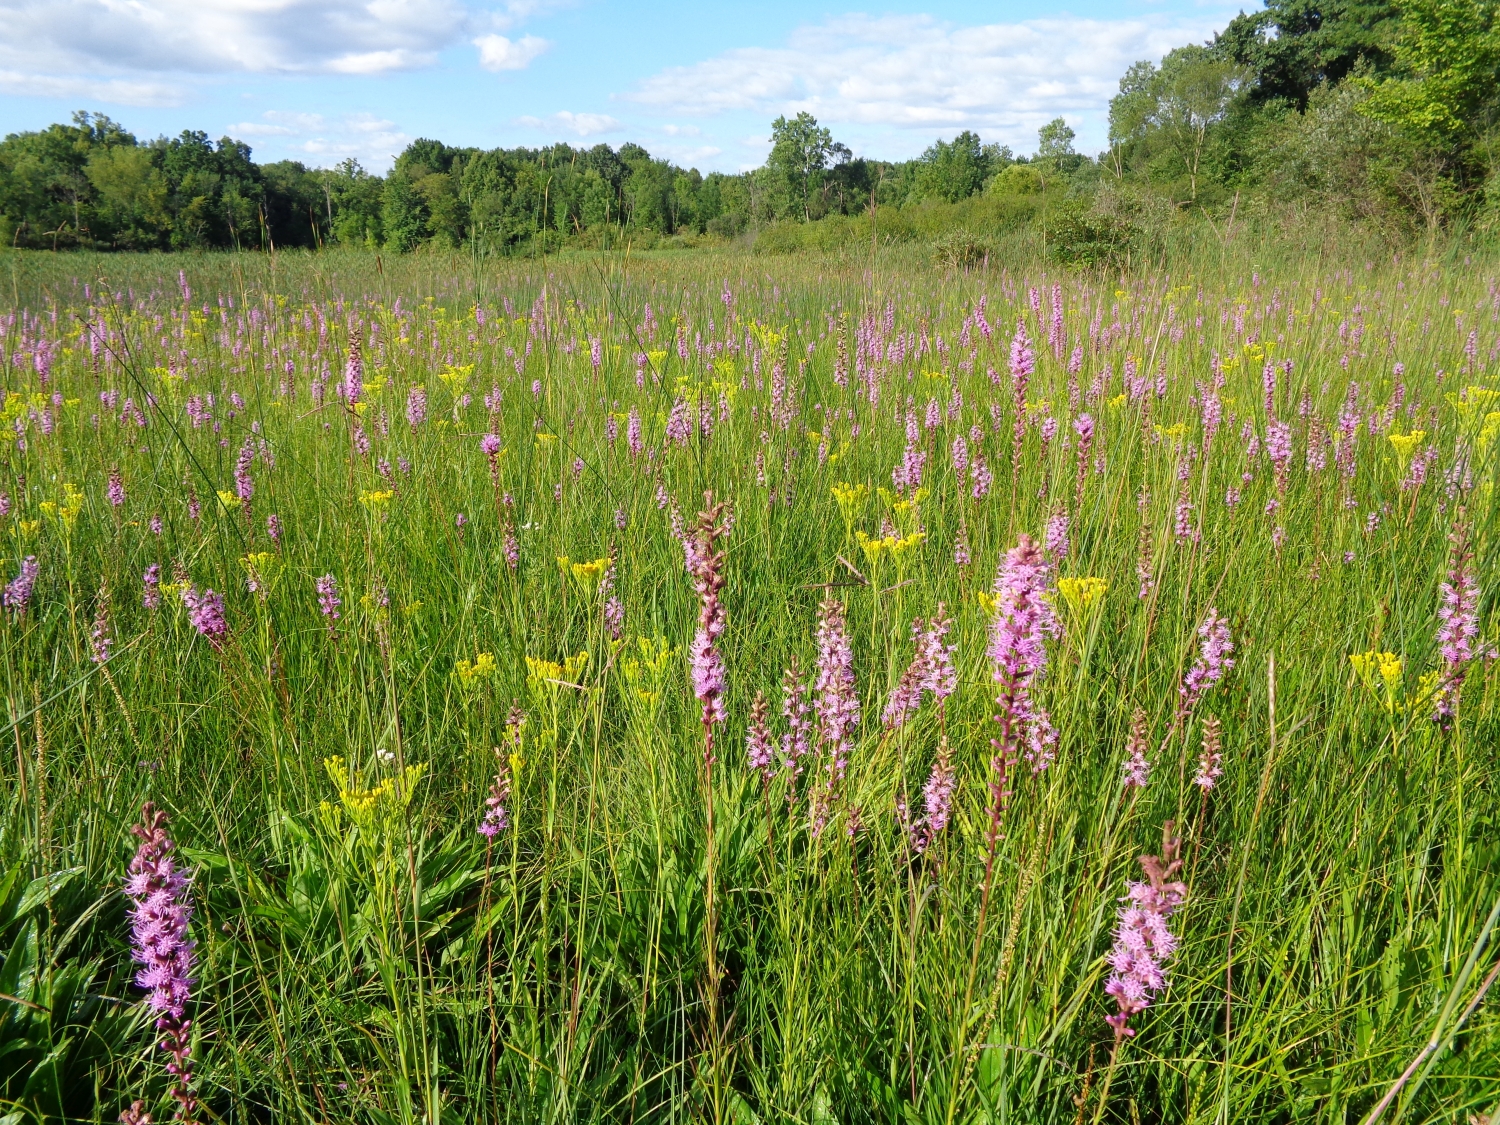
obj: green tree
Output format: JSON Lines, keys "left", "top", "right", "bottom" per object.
{"left": 1108, "top": 46, "right": 1251, "bottom": 200}
{"left": 767, "top": 112, "right": 835, "bottom": 221}
{"left": 1359, "top": 0, "right": 1500, "bottom": 147}
{"left": 1216, "top": 0, "right": 1401, "bottom": 107}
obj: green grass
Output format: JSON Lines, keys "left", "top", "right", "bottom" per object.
{"left": 0, "top": 239, "right": 1497, "bottom": 1124}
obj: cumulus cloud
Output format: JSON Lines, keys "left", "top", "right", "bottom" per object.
{"left": 475, "top": 33, "right": 550, "bottom": 72}
{"left": 0, "top": 68, "right": 184, "bottom": 106}
{"left": 626, "top": 11, "right": 1231, "bottom": 152}
{"left": 224, "top": 111, "right": 412, "bottom": 171}
{"left": 0, "top": 0, "right": 468, "bottom": 78}
{"left": 515, "top": 110, "right": 621, "bottom": 136}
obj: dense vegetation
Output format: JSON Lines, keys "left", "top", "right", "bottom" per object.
{"left": 5, "top": 0, "right": 1500, "bottom": 256}
{"left": 0, "top": 236, "right": 1498, "bottom": 1123}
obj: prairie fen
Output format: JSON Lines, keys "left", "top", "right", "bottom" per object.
{"left": 0, "top": 245, "right": 1498, "bottom": 1124}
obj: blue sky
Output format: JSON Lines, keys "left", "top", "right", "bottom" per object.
{"left": 0, "top": 0, "right": 1250, "bottom": 173}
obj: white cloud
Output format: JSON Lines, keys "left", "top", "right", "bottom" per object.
{"left": 660, "top": 124, "right": 701, "bottom": 137}
{"left": 224, "top": 110, "right": 412, "bottom": 172}
{"left": 0, "top": 68, "right": 184, "bottom": 105}
{"left": 0, "top": 0, "right": 468, "bottom": 78}
{"left": 475, "top": 33, "right": 549, "bottom": 72}
{"left": 627, "top": 11, "right": 1234, "bottom": 155}
{"left": 515, "top": 110, "right": 620, "bottom": 136}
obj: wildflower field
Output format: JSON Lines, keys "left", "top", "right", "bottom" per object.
{"left": 1, "top": 243, "right": 1498, "bottom": 1124}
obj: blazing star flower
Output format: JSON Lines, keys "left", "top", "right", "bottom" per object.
{"left": 989, "top": 536, "right": 1060, "bottom": 773}
{"left": 108, "top": 467, "right": 126, "bottom": 508}
{"left": 685, "top": 495, "right": 731, "bottom": 734}
{"left": 406, "top": 385, "right": 427, "bottom": 428}
{"left": 814, "top": 597, "right": 859, "bottom": 775}
{"left": 1193, "top": 716, "right": 1224, "bottom": 790}
{"left": 903, "top": 735, "right": 956, "bottom": 855}
{"left": 3, "top": 556, "right": 39, "bottom": 613}
{"left": 125, "top": 803, "right": 200, "bottom": 1122}
{"left": 234, "top": 437, "right": 256, "bottom": 505}
{"left": 1122, "top": 709, "right": 1150, "bottom": 789}
{"left": 1435, "top": 513, "right": 1480, "bottom": 728}
{"left": 90, "top": 595, "right": 112, "bottom": 664}
{"left": 1178, "top": 608, "right": 1234, "bottom": 718}
{"left": 181, "top": 586, "right": 227, "bottom": 648}
{"left": 142, "top": 564, "right": 162, "bottom": 610}
{"left": 1105, "top": 826, "right": 1186, "bottom": 1043}
{"left": 479, "top": 759, "right": 512, "bottom": 838}
{"left": 746, "top": 691, "right": 776, "bottom": 782}
{"left": 315, "top": 574, "right": 341, "bottom": 635}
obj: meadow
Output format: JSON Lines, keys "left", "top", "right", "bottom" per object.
{"left": 0, "top": 239, "right": 1497, "bottom": 1124}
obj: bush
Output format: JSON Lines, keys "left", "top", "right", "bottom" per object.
{"left": 932, "top": 228, "right": 990, "bottom": 269}
{"left": 751, "top": 222, "right": 805, "bottom": 255}
{"left": 1042, "top": 208, "right": 1139, "bottom": 269}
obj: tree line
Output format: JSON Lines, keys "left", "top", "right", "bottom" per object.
{"left": 3, "top": 0, "right": 1497, "bottom": 253}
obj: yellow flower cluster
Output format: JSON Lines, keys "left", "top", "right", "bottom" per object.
{"left": 454, "top": 652, "right": 497, "bottom": 685}
{"left": 1057, "top": 576, "right": 1108, "bottom": 613}
{"left": 39, "top": 483, "right": 85, "bottom": 530}
{"left": 856, "top": 529, "right": 926, "bottom": 565}
{"left": 239, "top": 551, "right": 282, "bottom": 595}
{"left": 217, "top": 490, "right": 242, "bottom": 510}
{"left": 1349, "top": 650, "right": 1440, "bottom": 714}
{"left": 557, "top": 555, "right": 611, "bottom": 588}
{"left": 526, "top": 652, "right": 589, "bottom": 692}
{"left": 622, "top": 635, "right": 675, "bottom": 707}
{"left": 321, "top": 754, "right": 427, "bottom": 828}
{"left": 1387, "top": 432, "right": 1426, "bottom": 462}
{"left": 358, "top": 489, "right": 395, "bottom": 510}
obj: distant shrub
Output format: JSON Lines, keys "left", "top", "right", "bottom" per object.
{"left": 1043, "top": 209, "right": 1139, "bottom": 269}
{"left": 932, "top": 228, "right": 990, "bottom": 269}
{"left": 706, "top": 212, "right": 749, "bottom": 239}
{"left": 986, "top": 165, "right": 1045, "bottom": 197}
{"left": 752, "top": 222, "right": 805, "bottom": 255}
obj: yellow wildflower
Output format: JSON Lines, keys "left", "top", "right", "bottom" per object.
{"left": 1387, "top": 431, "right": 1425, "bottom": 464}
{"left": 1057, "top": 576, "right": 1108, "bottom": 614}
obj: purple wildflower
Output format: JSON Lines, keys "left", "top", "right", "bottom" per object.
{"left": 125, "top": 803, "right": 200, "bottom": 1122}
{"left": 1178, "top": 608, "right": 1234, "bottom": 718}
{"left": 142, "top": 564, "right": 162, "bottom": 610}
{"left": 1193, "top": 716, "right": 1223, "bottom": 790}
{"left": 91, "top": 594, "right": 112, "bottom": 663}
{"left": 266, "top": 513, "right": 282, "bottom": 546}
{"left": 407, "top": 385, "right": 427, "bottom": 428}
{"left": 3, "top": 556, "right": 38, "bottom": 613}
{"left": 780, "top": 658, "right": 813, "bottom": 783}
{"left": 1045, "top": 509, "right": 1070, "bottom": 559}
{"left": 810, "top": 598, "right": 859, "bottom": 835}
{"left": 479, "top": 759, "right": 512, "bottom": 838}
{"left": 1105, "top": 825, "right": 1186, "bottom": 1043}
{"left": 686, "top": 495, "right": 731, "bottom": 735}
{"left": 746, "top": 691, "right": 776, "bottom": 782}
{"left": 343, "top": 326, "right": 363, "bottom": 405}
{"left": 1122, "top": 709, "right": 1150, "bottom": 789}
{"left": 181, "top": 586, "right": 227, "bottom": 648}
{"left": 814, "top": 597, "right": 859, "bottom": 776}
{"left": 234, "top": 438, "right": 255, "bottom": 505}
{"left": 108, "top": 467, "right": 126, "bottom": 508}
{"left": 988, "top": 536, "right": 1059, "bottom": 773}
{"left": 1435, "top": 513, "right": 1480, "bottom": 728}
{"left": 315, "top": 574, "right": 341, "bottom": 635}
{"left": 904, "top": 735, "right": 956, "bottom": 854}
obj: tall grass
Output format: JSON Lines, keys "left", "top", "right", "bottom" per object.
{"left": 0, "top": 239, "right": 1497, "bottom": 1124}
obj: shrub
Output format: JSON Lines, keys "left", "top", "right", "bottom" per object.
{"left": 932, "top": 228, "right": 990, "bottom": 269}
{"left": 1042, "top": 208, "right": 1139, "bottom": 269}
